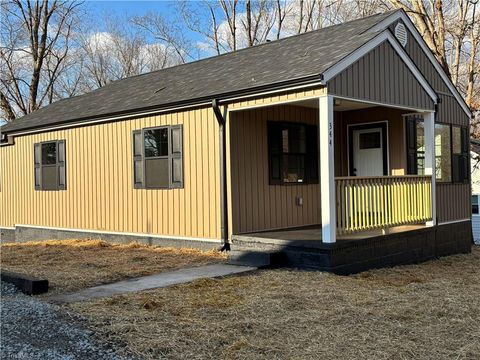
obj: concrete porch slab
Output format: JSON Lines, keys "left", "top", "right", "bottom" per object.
{"left": 48, "top": 264, "right": 256, "bottom": 304}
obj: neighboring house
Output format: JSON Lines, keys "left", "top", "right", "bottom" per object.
{"left": 471, "top": 139, "right": 480, "bottom": 245}
{"left": 0, "top": 10, "right": 473, "bottom": 272}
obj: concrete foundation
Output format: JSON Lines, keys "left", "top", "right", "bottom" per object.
{"left": 0, "top": 228, "right": 15, "bottom": 243}
{"left": 232, "top": 220, "right": 473, "bottom": 274}
{"left": 4, "top": 225, "right": 222, "bottom": 251}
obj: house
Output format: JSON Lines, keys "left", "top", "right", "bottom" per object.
{"left": 471, "top": 139, "right": 480, "bottom": 245}
{"left": 0, "top": 10, "right": 473, "bottom": 273}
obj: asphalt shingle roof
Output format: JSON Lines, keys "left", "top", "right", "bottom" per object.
{"left": 1, "top": 10, "right": 399, "bottom": 134}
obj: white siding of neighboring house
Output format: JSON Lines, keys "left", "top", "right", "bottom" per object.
{"left": 471, "top": 150, "right": 480, "bottom": 245}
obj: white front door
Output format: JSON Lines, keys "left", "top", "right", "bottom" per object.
{"left": 351, "top": 127, "right": 385, "bottom": 176}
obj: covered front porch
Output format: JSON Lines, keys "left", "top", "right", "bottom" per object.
{"left": 227, "top": 95, "right": 436, "bottom": 245}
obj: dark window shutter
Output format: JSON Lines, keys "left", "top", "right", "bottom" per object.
{"left": 57, "top": 140, "right": 66, "bottom": 190}
{"left": 132, "top": 130, "right": 144, "bottom": 188}
{"left": 461, "top": 127, "right": 469, "bottom": 183}
{"left": 268, "top": 123, "right": 282, "bottom": 185}
{"left": 34, "top": 143, "right": 41, "bottom": 190}
{"left": 169, "top": 125, "right": 183, "bottom": 188}
{"left": 405, "top": 116, "right": 418, "bottom": 175}
{"left": 452, "top": 154, "right": 461, "bottom": 183}
{"left": 306, "top": 125, "right": 319, "bottom": 183}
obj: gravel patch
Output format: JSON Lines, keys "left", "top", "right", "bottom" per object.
{"left": 0, "top": 281, "right": 132, "bottom": 360}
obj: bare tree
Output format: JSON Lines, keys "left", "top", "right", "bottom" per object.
{"left": 388, "top": 0, "right": 451, "bottom": 76}
{"left": 449, "top": 1, "right": 470, "bottom": 86}
{"left": 0, "top": 0, "right": 81, "bottom": 122}
{"left": 465, "top": 0, "right": 480, "bottom": 109}
{"left": 132, "top": 12, "right": 192, "bottom": 64}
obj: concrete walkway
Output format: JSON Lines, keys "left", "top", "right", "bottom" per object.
{"left": 49, "top": 264, "right": 256, "bottom": 304}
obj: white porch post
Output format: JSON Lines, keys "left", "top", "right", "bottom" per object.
{"left": 423, "top": 111, "right": 436, "bottom": 226}
{"left": 319, "top": 95, "right": 336, "bottom": 243}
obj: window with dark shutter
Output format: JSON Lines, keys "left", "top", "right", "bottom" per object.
{"left": 435, "top": 123, "right": 452, "bottom": 182}
{"left": 170, "top": 125, "right": 183, "bottom": 188}
{"left": 132, "top": 130, "right": 144, "bottom": 188}
{"left": 132, "top": 125, "right": 184, "bottom": 189}
{"left": 267, "top": 122, "right": 318, "bottom": 185}
{"left": 34, "top": 140, "right": 66, "bottom": 191}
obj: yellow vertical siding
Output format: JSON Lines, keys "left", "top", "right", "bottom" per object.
{"left": 0, "top": 106, "right": 221, "bottom": 240}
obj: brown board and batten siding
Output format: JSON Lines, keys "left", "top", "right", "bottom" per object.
{"left": 225, "top": 88, "right": 325, "bottom": 235}
{"left": 389, "top": 20, "right": 471, "bottom": 223}
{"left": 435, "top": 93, "right": 470, "bottom": 221}
{"left": 327, "top": 41, "right": 435, "bottom": 111}
{"left": 388, "top": 20, "right": 449, "bottom": 94}
{"left": 0, "top": 106, "right": 222, "bottom": 240}
{"left": 228, "top": 104, "right": 320, "bottom": 235}
{"left": 329, "top": 30, "right": 471, "bottom": 224}
{"left": 334, "top": 107, "right": 408, "bottom": 177}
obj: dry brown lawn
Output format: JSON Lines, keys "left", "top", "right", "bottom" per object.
{"left": 69, "top": 247, "right": 480, "bottom": 360}
{"left": 0, "top": 239, "right": 225, "bottom": 295}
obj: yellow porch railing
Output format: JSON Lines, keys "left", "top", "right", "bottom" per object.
{"left": 335, "top": 175, "right": 432, "bottom": 235}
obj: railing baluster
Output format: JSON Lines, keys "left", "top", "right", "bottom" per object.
{"left": 334, "top": 175, "right": 432, "bottom": 234}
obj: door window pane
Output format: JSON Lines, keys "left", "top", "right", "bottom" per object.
{"left": 144, "top": 128, "right": 168, "bottom": 157}
{"left": 359, "top": 132, "right": 381, "bottom": 149}
{"left": 41, "top": 143, "right": 57, "bottom": 165}
{"left": 435, "top": 124, "right": 451, "bottom": 182}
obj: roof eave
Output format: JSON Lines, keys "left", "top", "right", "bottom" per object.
{"left": 1, "top": 74, "right": 325, "bottom": 137}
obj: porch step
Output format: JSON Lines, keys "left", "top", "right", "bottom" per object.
{"left": 227, "top": 250, "right": 279, "bottom": 268}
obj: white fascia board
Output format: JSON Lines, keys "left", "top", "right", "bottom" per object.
{"left": 322, "top": 30, "right": 438, "bottom": 104}
{"left": 368, "top": 11, "right": 472, "bottom": 118}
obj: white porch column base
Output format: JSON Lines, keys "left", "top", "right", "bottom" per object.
{"left": 319, "top": 95, "right": 336, "bottom": 243}
{"left": 423, "top": 112, "right": 436, "bottom": 227}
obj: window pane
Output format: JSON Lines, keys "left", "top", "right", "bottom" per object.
{"left": 281, "top": 125, "right": 306, "bottom": 154}
{"left": 452, "top": 126, "right": 461, "bottom": 154}
{"left": 472, "top": 196, "right": 479, "bottom": 214}
{"left": 144, "top": 128, "right": 168, "bottom": 158}
{"left": 41, "top": 143, "right": 56, "bottom": 165}
{"left": 359, "top": 132, "right": 380, "bottom": 149}
{"left": 282, "top": 154, "right": 305, "bottom": 183}
{"left": 41, "top": 166, "right": 57, "bottom": 190}
{"left": 145, "top": 158, "right": 169, "bottom": 188}
{"left": 435, "top": 124, "right": 451, "bottom": 182}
